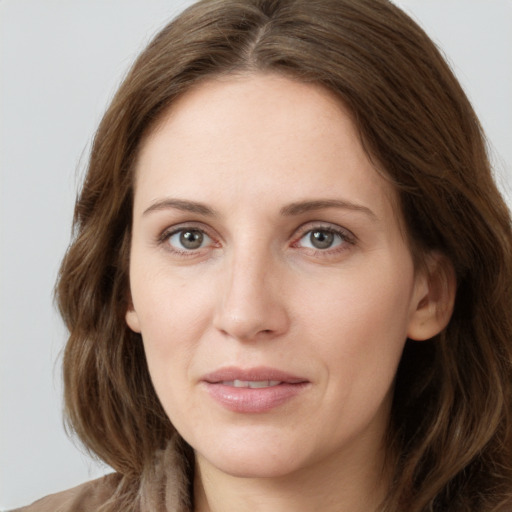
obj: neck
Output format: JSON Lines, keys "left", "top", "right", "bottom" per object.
{"left": 193, "top": 441, "right": 390, "bottom": 512}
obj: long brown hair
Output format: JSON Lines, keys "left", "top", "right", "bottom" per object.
{"left": 57, "top": 0, "right": 512, "bottom": 510}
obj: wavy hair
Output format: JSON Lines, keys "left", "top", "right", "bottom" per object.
{"left": 57, "top": 0, "right": 512, "bottom": 510}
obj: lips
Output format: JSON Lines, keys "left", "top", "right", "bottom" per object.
{"left": 203, "top": 366, "right": 307, "bottom": 384}
{"left": 201, "top": 367, "right": 309, "bottom": 413}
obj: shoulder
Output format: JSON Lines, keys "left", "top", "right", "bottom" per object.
{"left": 10, "top": 473, "right": 122, "bottom": 512}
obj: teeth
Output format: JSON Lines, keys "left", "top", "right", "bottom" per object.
{"left": 223, "top": 380, "right": 282, "bottom": 388}
{"left": 248, "top": 380, "right": 281, "bottom": 388}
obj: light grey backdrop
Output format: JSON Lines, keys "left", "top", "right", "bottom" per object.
{"left": 1, "top": 0, "right": 511, "bottom": 508}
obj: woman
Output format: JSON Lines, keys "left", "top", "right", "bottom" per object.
{"left": 17, "top": 0, "right": 512, "bottom": 510}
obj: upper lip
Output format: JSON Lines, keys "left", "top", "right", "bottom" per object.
{"left": 202, "top": 366, "right": 308, "bottom": 384}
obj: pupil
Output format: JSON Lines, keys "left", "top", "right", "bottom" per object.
{"left": 311, "top": 230, "right": 334, "bottom": 249}
{"left": 180, "top": 230, "right": 203, "bottom": 249}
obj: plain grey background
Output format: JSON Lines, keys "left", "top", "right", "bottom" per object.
{"left": 1, "top": 0, "right": 511, "bottom": 508}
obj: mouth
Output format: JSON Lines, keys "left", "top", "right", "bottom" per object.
{"left": 202, "top": 366, "right": 307, "bottom": 384}
{"left": 220, "top": 379, "right": 283, "bottom": 388}
{"left": 201, "top": 367, "right": 310, "bottom": 413}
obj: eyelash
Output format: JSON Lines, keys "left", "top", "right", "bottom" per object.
{"left": 292, "top": 224, "right": 356, "bottom": 255}
{"left": 158, "top": 223, "right": 356, "bottom": 257}
{"left": 158, "top": 224, "right": 218, "bottom": 257}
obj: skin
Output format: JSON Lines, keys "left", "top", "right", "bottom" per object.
{"left": 126, "top": 74, "right": 450, "bottom": 512}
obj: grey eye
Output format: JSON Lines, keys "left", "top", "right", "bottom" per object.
{"left": 310, "top": 230, "right": 334, "bottom": 249}
{"left": 180, "top": 230, "right": 204, "bottom": 249}
{"left": 298, "top": 229, "right": 343, "bottom": 250}
{"left": 168, "top": 229, "right": 210, "bottom": 250}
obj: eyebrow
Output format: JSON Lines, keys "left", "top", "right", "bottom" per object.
{"left": 280, "top": 199, "right": 377, "bottom": 219}
{"left": 143, "top": 199, "right": 216, "bottom": 217}
{"left": 142, "top": 197, "right": 377, "bottom": 220}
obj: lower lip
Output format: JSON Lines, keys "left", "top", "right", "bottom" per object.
{"left": 203, "top": 382, "right": 308, "bottom": 413}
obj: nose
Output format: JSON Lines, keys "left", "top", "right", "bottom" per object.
{"left": 213, "top": 249, "right": 290, "bottom": 341}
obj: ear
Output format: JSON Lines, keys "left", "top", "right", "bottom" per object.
{"left": 125, "top": 302, "right": 142, "bottom": 333}
{"left": 407, "top": 252, "right": 456, "bottom": 341}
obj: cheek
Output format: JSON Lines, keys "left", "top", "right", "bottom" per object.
{"left": 132, "top": 276, "right": 214, "bottom": 429}
{"left": 296, "top": 268, "right": 414, "bottom": 440}
{"left": 130, "top": 267, "right": 214, "bottom": 385}
{"left": 299, "top": 259, "right": 415, "bottom": 379}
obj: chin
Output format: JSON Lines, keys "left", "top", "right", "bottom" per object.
{"left": 192, "top": 431, "right": 308, "bottom": 479}
{"left": 202, "top": 451, "right": 303, "bottom": 479}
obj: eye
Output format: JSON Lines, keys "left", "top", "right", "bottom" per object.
{"left": 167, "top": 228, "right": 212, "bottom": 251}
{"left": 296, "top": 228, "right": 351, "bottom": 251}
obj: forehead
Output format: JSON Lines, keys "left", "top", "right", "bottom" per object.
{"left": 133, "top": 73, "right": 398, "bottom": 221}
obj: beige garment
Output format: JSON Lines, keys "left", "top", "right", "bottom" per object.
{"left": 12, "top": 435, "right": 191, "bottom": 512}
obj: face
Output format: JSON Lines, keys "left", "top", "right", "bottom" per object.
{"left": 127, "top": 74, "right": 431, "bottom": 481}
